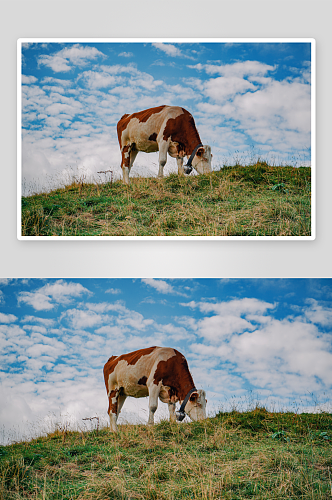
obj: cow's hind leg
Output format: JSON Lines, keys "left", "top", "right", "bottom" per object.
{"left": 108, "top": 389, "right": 121, "bottom": 432}
{"left": 121, "top": 145, "right": 131, "bottom": 185}
{"left": 129, "top": 148, "right": 138, "bottom": 172}
{"left": 121, "top": 145, "right": 138, "bottom": 185}
{"left": 117, "top": 393, "right": 127, "bottom": 417}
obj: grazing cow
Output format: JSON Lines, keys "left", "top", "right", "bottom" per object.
{"left": 117, "top": 105, "right": 212, "bottom": 184}
{"left": 103, "top": 346, "right": 207, "bottom": 432}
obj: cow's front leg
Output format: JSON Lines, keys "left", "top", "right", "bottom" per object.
{"left": 168, "top": 402, "right": 176, "bottom": 422}
{"left": 177, "top": 157, "right": 185, "bottom": 176}
{"left": 148, "top": 385, "right": 159, "bottom": 425}
{"left": 108, "top": 389, "right": 120, "bottom": 432}
{"left": 157, "top": 142, "right": 168, "bottom": 178}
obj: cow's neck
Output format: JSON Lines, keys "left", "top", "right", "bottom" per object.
{"left": 177, "top": 380, "right": 196, "bottom": 402}
{"left": 186, "top": 137, "right": 202, "bottom": 157}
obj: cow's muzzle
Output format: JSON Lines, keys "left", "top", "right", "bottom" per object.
{"left": 175, "top": 410, "right": 186, "bottom": 422}
{"left": 183, "top": 165, "right": 193, "bottom": 175}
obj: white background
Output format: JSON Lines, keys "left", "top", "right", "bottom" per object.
{"left": 1, "top": 0, "right": 331, "bottom": 278}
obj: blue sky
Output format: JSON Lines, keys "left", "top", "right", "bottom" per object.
{"left": 20, "top": 40, "right": 312, "bottom": 195}
{"left": 1, "top": 278, "right": 331, "bottom": 443}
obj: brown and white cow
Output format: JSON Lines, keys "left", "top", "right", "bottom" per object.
{"left": 117, "top": 105, "right": 212, "bottom": 184}
{"left": 103, "top": 346, "right": 207, "bottom": 432}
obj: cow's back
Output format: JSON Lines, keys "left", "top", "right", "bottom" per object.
{"left": 103, "top": 346, "right": 194, "bottom": 401}
{"left": 117, "top": 106, "right": 187, "bottom": 147}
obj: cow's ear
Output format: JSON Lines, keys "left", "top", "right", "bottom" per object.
{"left": 196, "top": 147, "right": 204, "bottom": 157}
{"left": 189, "top": 391, "right": 199, "bottom": 402}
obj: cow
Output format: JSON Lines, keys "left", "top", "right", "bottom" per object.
{"left": 103, "top": 346, "right": 207, "bottom": 432}
{"left": 117, "top": 105, "right": 212, "bottom": 185}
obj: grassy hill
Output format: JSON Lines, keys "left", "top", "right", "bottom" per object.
{"left": 21, "top": 163, "right": 312, "bottom": 237}
{"left": 0, "top": 409, "right": 330, "bottom": 499}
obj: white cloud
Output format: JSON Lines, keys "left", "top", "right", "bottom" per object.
{"left": 18, "top": 291, "right": 54, "bottom": 311}
{"left": 204, "top": 76, "right": 256, "bottom": 102}
{"left": 78, "top": 70, "right": 124, "bottom": 89}
{"left": 61, "top": 308, "right": 105, "bottom": 330}
{"left": 17, "top": 280, "right": 92, "bottom": 311}
{"left": 152, "top": 43, "right": 184, "bottom": 57}
{"left": 105, "top": 288, "right": 121, "bottom": 295}
{"left": 85, "top": 301, "right": 126, "bottom": 314}
{"left": 38, "top": 44, "right": 105, "bottom": 72}
{"left": 38, "top": 280, "right": 91, "bottom": 304}
{"left": 21, "top": 315, "right": 56, "bottom": 327}
{"left": 182, "top": 297, "right": 276, "bottom": 316}
{"left": 228, "top": 319, "right": 332, "bottom": 388}
{"left": 189, "top": 60, "right": 311, "bottom": 158}
{"left": 142, "top": 278, "right": 175, "bottom": 294}
{"left": 0, "top": 313, "right": 17, "bottom": 324}
{"left": 185, "top": 298, "right": 332, "bottom": 397}
{"left": 197, "top": 314, "right": 255, "bottom": 341}
{"left": 304, "top": 299, "right": 332, "bottom": 326}
{"left": 119, "top": 52, "right": 133, "bottom": 58}
{"left": 22, "top": 75, "right": 38, "bottom": 84}
{"left": 0, "top": 279, "right": 12, "bottom": 286}
{"left": 116, "top": 310, "right": 154, "bottom": 331}
{"left": 155, "top": 323, "right": 193, "bottom": 341}
{"left": 190, "top": 60, "right": 276, "bottom": 78}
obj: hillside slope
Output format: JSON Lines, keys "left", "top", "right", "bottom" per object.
{"left": 0, "top": 409, "right": 330, "bottom": 499}
{"left": 21, "top": 164, "right": 311, "bottom": 237}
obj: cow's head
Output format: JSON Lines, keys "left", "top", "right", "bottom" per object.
{"left": 191, "top": 145, "right": 212, "bottom": 174}
{"left": 183, "top": 389, "right": 207, "bottom": 421}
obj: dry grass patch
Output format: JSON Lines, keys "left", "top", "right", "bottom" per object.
{"left": 21, "top": 164, "right": 311, "bottom": 237}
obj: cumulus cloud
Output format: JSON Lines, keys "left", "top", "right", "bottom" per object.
{"left": 0, "top": 279, "right": 12, "bottom": 286}
{"left": 0, "top": 313, "right": 18, "bottom": 324}
{"left": 304, "top": 299, "right": 332, "bottom": 326}
{"left": 21, "top": 315, "right": 56, "bottom": 327}
{"left": 18, "top": 280, "right": 92, "bottom": 311}
{"left": 190, "top": 60, "right": 311, "bottom": 156}
{"left": 118, "top": 52, "right": 133, "bottom": 58}
{"left": 189, "top": 60, "right": 276, "bottom": 78}
{"left": 38, "top": 44, "right": 105, "bottom": 72}
{"left": 152, "top": 43, "right": 184, "bottom": 57}
{"left": 61, "top": 308, "right": 105, "bottom": 330}
{"left": 226, "top": 319, "right": 332, "bottom": 390}
{"left": 184, "top": 297, "right": 332, "bottom": 396}
{"left": 141, "top": 278, "right": 176, "bottom": 294}
{"left": 105, "top": 288, "right": 121, "bottom": 295}
{"left": 182, "top": 297, "right": 276, "bottom": 316}
{"left": 17, "top": 291, "right": 55, "bottom": 311}
{"left": 22, "top": 75, "right": 38, "bottom": 84}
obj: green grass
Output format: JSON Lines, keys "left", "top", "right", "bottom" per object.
{"left": 1, "top": 409, "right": 331, "bottom": 499}
{"left": 21, "top": 163, "right": 312, "bottom": 236}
